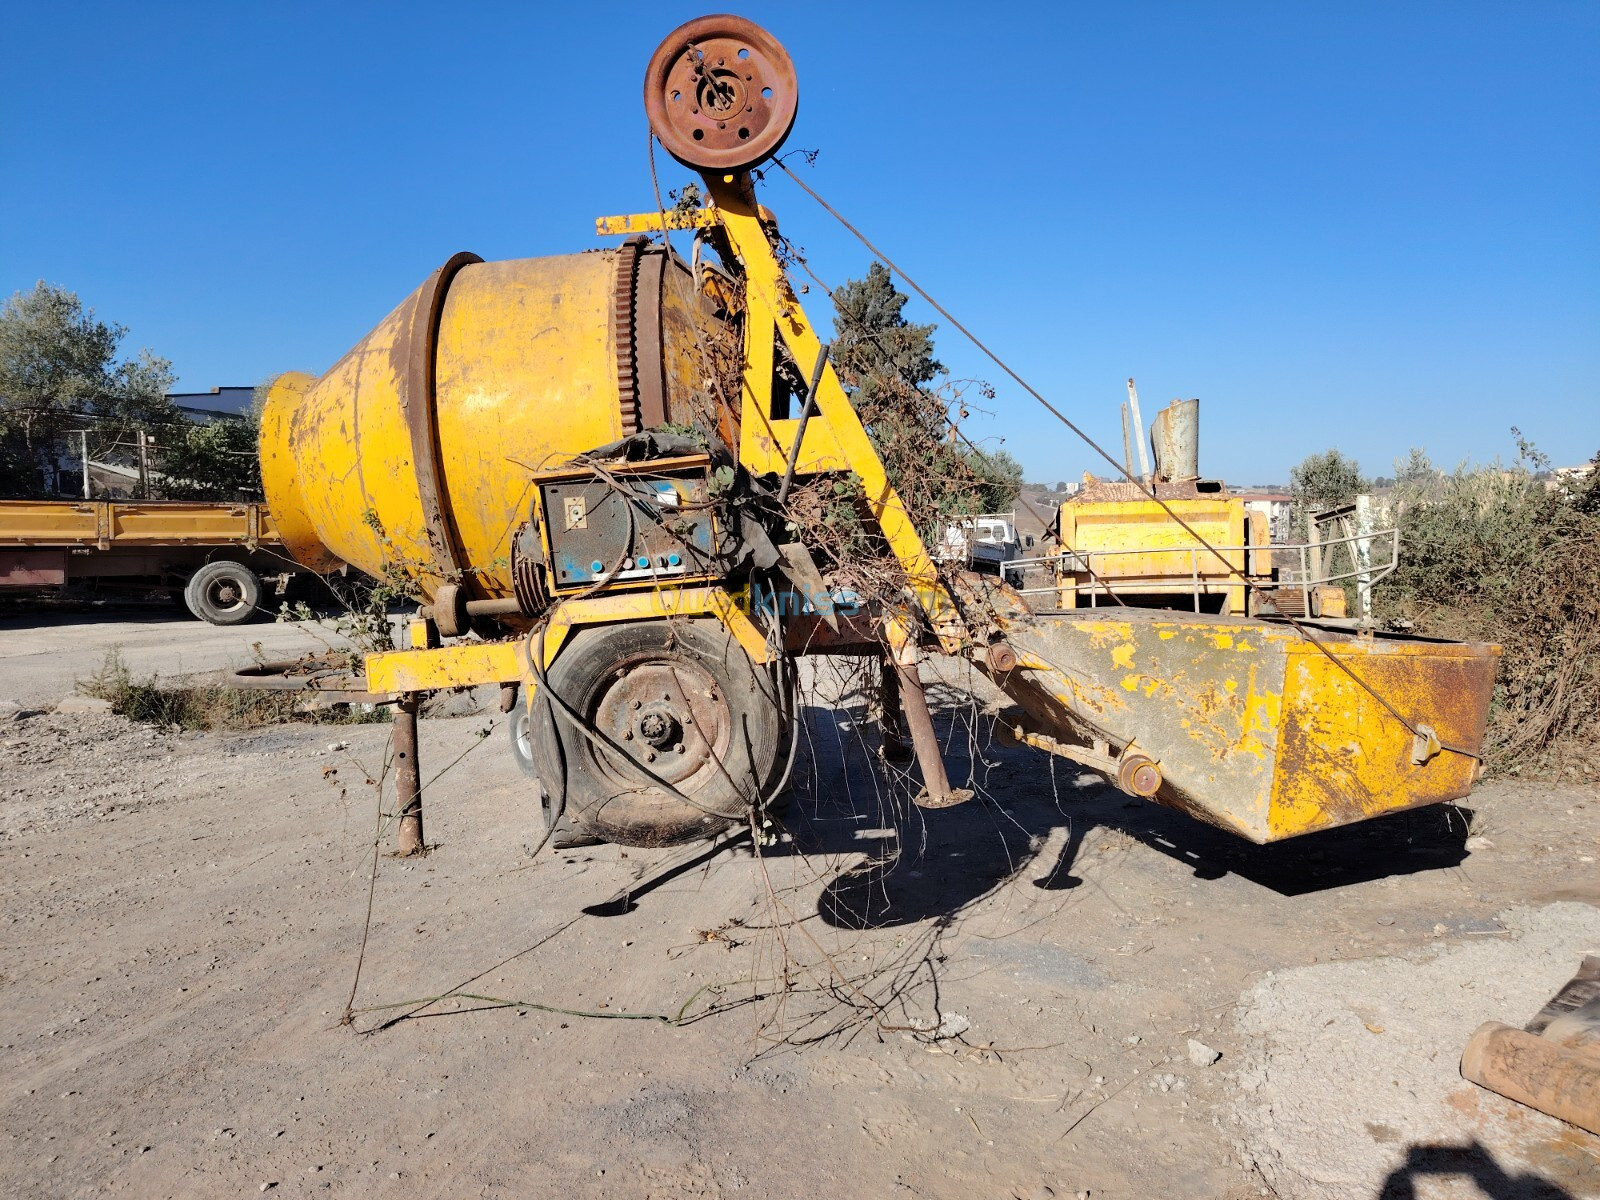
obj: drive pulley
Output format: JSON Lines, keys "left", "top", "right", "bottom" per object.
{"left": 643, "top": 13, "right": 799, "bottom": 171}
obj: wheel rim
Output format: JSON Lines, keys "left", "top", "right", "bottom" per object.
{"left": 643, "top": 15, "right": 799, "bottom": 171}
{"left": 512, "top": 707, "right": 533, "bottom": 762}
{"left": 205, "top": 574, "right": 249, "bottom": 615}
{"left": 588, "top": 656, "right": 731, "bottom": 795}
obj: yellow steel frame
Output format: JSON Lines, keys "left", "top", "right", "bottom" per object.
{"left": 365, "top": 584, "right": 772, "bottom": 694}
{"left": 368, "top": 176, "right": 960, "bottom": 696}
{"left": 699, "top": 174, "right": 954, "bottom": 628}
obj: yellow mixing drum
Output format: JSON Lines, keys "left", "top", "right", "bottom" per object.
{"left": 259, "top": 241, "right": 724, "bottom": 625}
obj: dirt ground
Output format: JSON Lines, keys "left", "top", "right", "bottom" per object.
{"left": 2, "top": 606, "right": 1598, "bottom": 1199}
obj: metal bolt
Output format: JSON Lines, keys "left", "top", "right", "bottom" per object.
{"left": 623, "top": 730, "right": 633, "bottom": 740}
{"left": 645, "top": 750, "right": 657, "bottom": 762}
{"left": 631, "top": 699, "right": 642, "bottom": 709}
{"left": 673, "top": 743, "right": 685, "bottom": 754}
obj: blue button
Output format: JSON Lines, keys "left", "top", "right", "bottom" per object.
{"left": 667, "top": 554, "right": 682, "bottom": 566}
{"left": 637, "top": 556, "right": 649, "bottom": 568}
{"left": 590, "top": 560, "right": 603, "bottom": 572}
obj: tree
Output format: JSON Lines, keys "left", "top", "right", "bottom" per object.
{"left": 971, "top": 447, "right": 1024, "bottom": 513}
{"left": 1289, "top": 447, "right": 1366, "bottom": 539}
{"left": 830, "top": 263, "right": 942, "bottom": 403}
{"left": 0, "top": 282, "right": 175, "bottom": 494}
{"left": 1393, "top": 446, "right": 1435, "bottom": 489}
{"left": 153, "top": 419, "right": 262, "bottom": 500}
{"left": 830, "top": 264, "right": 1013, "bottom": 530}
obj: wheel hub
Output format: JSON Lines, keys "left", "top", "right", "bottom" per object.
{"left": 592, "top": 658, "right": 730, "bottom": 789}
{"left": 634, "top": 704, "right": 680, "bottom": 748}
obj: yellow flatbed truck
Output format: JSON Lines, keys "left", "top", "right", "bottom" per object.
{"left": 0, "top": 498, "right": 307, "bottom": 624}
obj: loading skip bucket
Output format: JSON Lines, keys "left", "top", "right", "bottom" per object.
{"left": 977, "top": 590, "right": 1500, "bottom": 843}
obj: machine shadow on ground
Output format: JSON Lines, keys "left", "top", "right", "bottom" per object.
{"left": 1376, "top": 1140, "right": 1578, "bottom": 1199}
{"left": 771, "top": 687, "right": 1472, "bottom": 932}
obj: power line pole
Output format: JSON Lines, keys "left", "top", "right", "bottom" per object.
{"left": 79, "top": 431, "right": 90, "bottom": 499}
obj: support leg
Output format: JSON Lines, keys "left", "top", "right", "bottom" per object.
{"left": 394, "top": 692, "right": 424, "bottom": 855}
{"left": 877, "top": 653, "right": 911, "bottom": 762}
{"left": 892, "top": 660, "right": 973, "bottom": 809}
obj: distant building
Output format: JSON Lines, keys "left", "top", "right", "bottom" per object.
{"left": 1232, "top": 492, "right": 1294, "bottom": 544}
{"left": 166, "top": 386, "right": 254, "bottom": 423}
{"left": 40, "top": 386, "right": 253, "bottom": 498}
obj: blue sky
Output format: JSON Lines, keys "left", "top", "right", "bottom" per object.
{"left": 2, "top": 2, "right": 1595, "bottom": 484}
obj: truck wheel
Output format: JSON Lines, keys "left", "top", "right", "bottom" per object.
{"left": 527, "top": 619, "right": 783, "bottom": 848}
{"left": 184, "top": 561, "right": 261, "bottom": 625}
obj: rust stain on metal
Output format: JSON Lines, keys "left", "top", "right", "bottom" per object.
{"left": 392, "top": 251, "right": 484, "bottom": 596}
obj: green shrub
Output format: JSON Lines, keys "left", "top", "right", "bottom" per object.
{"left": 1378, "top": 438, "right": 1600, "bottom": 776}
{"left": 79, "top": 650, "right": 387, "bottom": 731}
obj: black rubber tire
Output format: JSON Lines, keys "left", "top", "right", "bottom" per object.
{"left": 183, "top": 561, "right": 261, "bottom": 625}
{"left": 510, "top": 703, "right": 602, "bottom": 848}
{"left": 527, "top": 619, "right": 784, "bottom": 848}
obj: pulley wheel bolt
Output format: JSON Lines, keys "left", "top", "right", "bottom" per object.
{"left": 645, "top": 750, "right": 657, "bottom": 762}
{"left": 673, "top": 743, "right": 685, "bottom": 754}
{"left": 631, "top": 699, "right": 642, "bottom": 709}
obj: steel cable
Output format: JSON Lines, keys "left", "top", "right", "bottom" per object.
{"left": 767, "top": 158, "right": 1480, "bottom": 762}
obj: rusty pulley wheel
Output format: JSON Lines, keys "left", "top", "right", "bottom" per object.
{"left": 644, "top": 15, "right": 799, "bottom": 172}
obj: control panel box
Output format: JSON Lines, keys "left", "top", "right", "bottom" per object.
{"left": 532, "top": 455, "right": 721, "bottom": 595}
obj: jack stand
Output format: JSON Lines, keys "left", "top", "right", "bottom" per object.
{"left": 393, "top": 692, "right": 424, "bottom": 855}
{"left": 892, "top": 660, "right": 974, "bottom": 809}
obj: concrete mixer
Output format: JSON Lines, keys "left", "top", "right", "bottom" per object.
{"left": 260, "top": 15, "right": 1499, "bottom": 855}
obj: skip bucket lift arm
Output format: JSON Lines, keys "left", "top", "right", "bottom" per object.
{"left": 626, "top": 14, "right": 1501, "bottom": 839}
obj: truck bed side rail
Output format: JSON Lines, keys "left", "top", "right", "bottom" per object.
{"left": 0, "top": 500, "right": 280, "bottom": 550}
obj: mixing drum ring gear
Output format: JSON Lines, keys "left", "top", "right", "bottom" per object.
{"left": 612, "top": 236, "right": 644, "bottom": 435}
{"left": 643, "top": 14, "right": 799, "bottom": 172}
